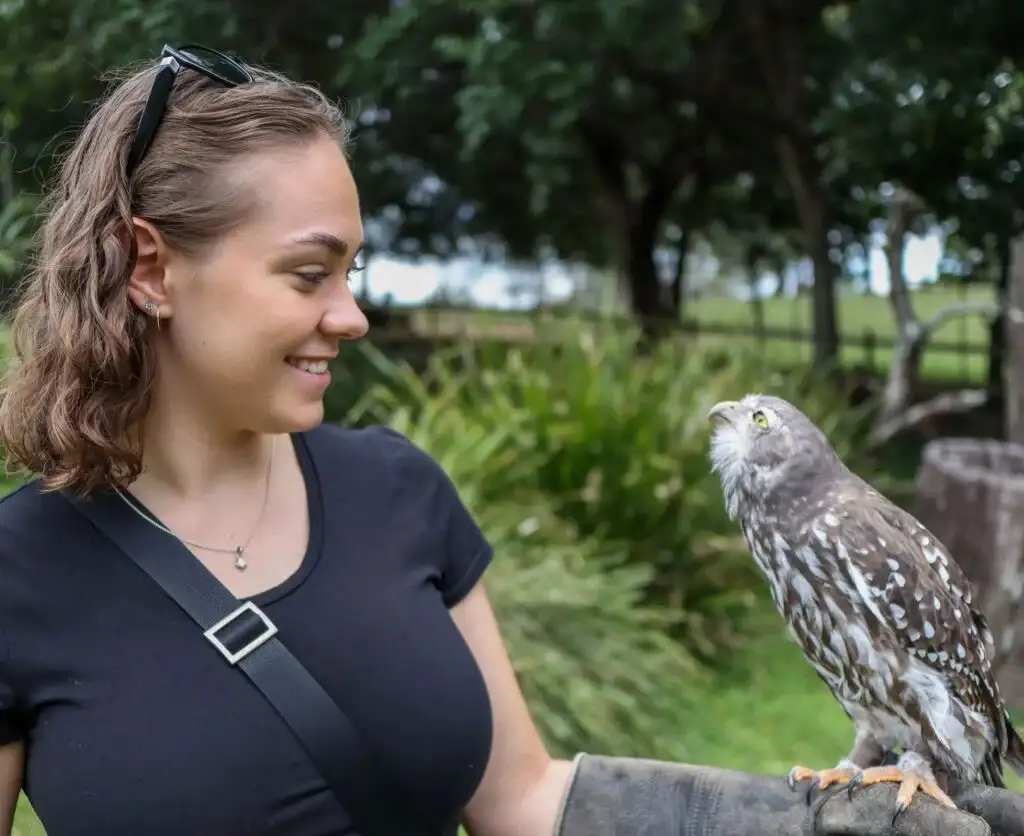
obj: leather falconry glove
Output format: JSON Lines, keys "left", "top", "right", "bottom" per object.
{"left": 553, "top": 754, "right": 1024, "bottom": 836}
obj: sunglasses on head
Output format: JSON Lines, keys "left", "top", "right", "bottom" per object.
{"left": 125, "top": 43, "right": 254, "bottom": 177}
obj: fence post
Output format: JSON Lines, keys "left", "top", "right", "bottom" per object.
{"left": 1006, "top": 234, "right": 1024, "bottom": 444}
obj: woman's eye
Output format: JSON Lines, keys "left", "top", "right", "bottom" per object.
{"left": 346, "top": 254, "right": 367, "bottom": 282}
{"left": 295, "top": 271, "right": 329, "bottom": 285}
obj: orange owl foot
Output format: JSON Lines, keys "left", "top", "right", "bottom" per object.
{"left": 787, "top": 764, "right": 860, "bottom": 804}
{"left": 845, "top": 765, "right": 957, "bottom": 823}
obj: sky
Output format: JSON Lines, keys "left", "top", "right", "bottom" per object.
{"left": 357, "top": 229, "right": 949, "bottom": 310}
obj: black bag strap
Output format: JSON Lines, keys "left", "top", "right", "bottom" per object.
{"left": 65, "top": 488, "right": 414, "bottom": 836}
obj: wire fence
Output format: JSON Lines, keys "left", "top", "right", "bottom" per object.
{"left": 361, "top": 297, "right": 995, "bottom": 386}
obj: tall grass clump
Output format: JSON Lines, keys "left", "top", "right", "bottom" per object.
{"left": 346, "top": 321, "right": 873, "bottom": 667}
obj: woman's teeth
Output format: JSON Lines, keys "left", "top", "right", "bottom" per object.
{"left": 288, "top": 358, "right": 329, "bottom": 374}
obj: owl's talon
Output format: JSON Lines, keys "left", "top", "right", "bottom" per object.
{"left": 787, "top": 765, "right": 815, "bottom": 791}
{"left": 786, "top": 764, "right": 859, "bottom": 805}
{"left": 846, "top": 771, "right": 864, "bottom": 800}
{"left": 846, "top": 765, "right": 957, "bottom": 821}
{"left": 891, "top": 800, "right": 908, "bottom": 828}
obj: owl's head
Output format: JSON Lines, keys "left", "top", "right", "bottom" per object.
{"left": 706, "top": 393, "right": 843, "bottom": 518}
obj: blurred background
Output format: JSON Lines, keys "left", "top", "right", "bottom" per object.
{"left": 5, "top": 0, "right": 1024, "bottom": 832}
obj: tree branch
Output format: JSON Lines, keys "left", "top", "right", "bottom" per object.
{"left": 869, "top": 390, "right": 990, "bottom": 447}
{"left": 922, "top": 300, "right": 1001, "bottom": 333}
{"left": 615, "top": 59, "right": 801, "bottom": 137}
{"left": 885, "top": 187, "right": 924, "bottom": 338}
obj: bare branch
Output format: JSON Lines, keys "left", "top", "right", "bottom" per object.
{"left": 864, "top": 187, "right": 995, "bottom": 448}
{"left": 885, "top": 188, "right": 923, "bottom": 337}
{"left": 869, "top": 390, "right": 990, "bottom": 448}
{"left": 921, "top": 301, "right": 1001, "bottom": 334}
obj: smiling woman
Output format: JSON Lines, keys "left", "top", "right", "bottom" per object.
{"left": 0, "top": 43, "right": 570, "bottom": 836}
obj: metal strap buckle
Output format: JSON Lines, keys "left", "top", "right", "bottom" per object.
{"left": 203, "top": 601, "right": 278, "bottom": 665}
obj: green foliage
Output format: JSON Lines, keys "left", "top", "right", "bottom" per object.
{"left": 345, "top": 321, "right": 874, "bottom": 667}
{"left": 0, "top": 193, "right": 38, "bottom": 288}
{"left": 7, "top": 0, "right": 1024, "bottom": 340}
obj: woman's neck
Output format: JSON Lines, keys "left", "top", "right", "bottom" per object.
{"left": 131, "top": 398, "right": 276, "bottom": 500}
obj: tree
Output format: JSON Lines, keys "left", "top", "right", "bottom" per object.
{"left": 344, "top": 0, "right": 837, "bottom": 337}
{"left": 817, "top": 0, "right": 1024, "bottom": 438}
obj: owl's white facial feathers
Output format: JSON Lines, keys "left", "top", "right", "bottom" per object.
{"left": 709, "top": 425, "right": 753, "bottom": 519}
{"left": 708, "top": 394, "right": 786, "bottom": 519}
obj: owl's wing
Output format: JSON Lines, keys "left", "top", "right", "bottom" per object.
{"left": 821, "top": 482, "right": 1007, "bottom": 753}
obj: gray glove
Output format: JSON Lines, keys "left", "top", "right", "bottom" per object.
{"left": 554, "top": 754, "right": 1024, "bottom": 836}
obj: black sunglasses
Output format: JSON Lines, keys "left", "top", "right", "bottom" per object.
{"left": 125, "top": 44, "right": 253, "bottom": 177}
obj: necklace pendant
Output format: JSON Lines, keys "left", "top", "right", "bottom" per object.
{"left": 234, "top": 547, "right": 247, "bottom": 572}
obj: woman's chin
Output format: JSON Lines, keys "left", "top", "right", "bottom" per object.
{"left": 261, "top": 397, "right": 327, "bottom": 436}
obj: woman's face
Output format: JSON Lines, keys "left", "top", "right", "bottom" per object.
{"left": 132, "top": 132, "right": 369, "bottom": 436}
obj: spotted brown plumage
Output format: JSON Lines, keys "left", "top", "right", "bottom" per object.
{"left": 706, "top": 393, "right": 1024, "bottom": 818}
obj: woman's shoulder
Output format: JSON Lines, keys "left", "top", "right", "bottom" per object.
{"left": 0, "top": 479, "right": 92, "bottom": 602}
{"left": 0, "top": 477, "right": 78, "bottom": 539}
{"left": 303, "top": 423, "right": 491, "bottom": 605}
{"left": 302, "top": 422, "right": 450, "bottom": 490}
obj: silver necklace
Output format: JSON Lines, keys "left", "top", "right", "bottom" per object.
{"left": 111, "top": 440, "right": 275, "bottom": 572}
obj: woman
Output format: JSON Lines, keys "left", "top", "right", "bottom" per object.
{"left": 0, "top": 44, "right": 570, "bottom": 836}
{"left": 0, "top": 44, "right": 1012, "bottom": 836}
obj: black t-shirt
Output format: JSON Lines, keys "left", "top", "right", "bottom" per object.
{"left": 0, "top": 423, "right": 495, "bottom": 835}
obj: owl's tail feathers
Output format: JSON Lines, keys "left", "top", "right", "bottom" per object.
{"left": 1003, "top": 713, "right": 1024, "bottom": 777}
{"left": 978, "top": 712, "right": 1024, "bottom": 788}
{"left": 979, "top": 753, "right": 1006, "bottom": 788}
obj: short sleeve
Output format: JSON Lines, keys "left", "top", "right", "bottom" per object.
{"left": 371, "top": 425, "right": 494, "bottom": 607}
{"left": 0, "top": 630, "right": 22, "bottom": 745}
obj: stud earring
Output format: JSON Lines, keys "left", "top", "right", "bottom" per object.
{"left": 143, "top": 300, "right": 161, "bottom": 330}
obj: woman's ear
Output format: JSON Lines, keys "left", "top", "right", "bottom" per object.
{"left": 125, "top": 217, "right": 174, "bottom": 319}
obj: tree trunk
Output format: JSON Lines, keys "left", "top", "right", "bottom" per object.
{"left": 912, "top": 437, "right": 1024, "bottom": 707}
{"left": 667, "top": 226, "right": 689, "bottom": 319}
{"left": 743, "top": 1, "right": 839, "bottom": 369}
{"left": 578, "top": 119, "right": 692, "bottom": 339}
{"left": 746, "top": 244, "right": 766, "bottom": 349}
{"left": 775, "top": 134, "right": 839, "bottom": 369}
{"left": 1005, "top": 234, "right": 1024, "bottom": 445}
{"left": 988, "top": 233, "right": 1011, "bottom": 398}
{"left": 625, "top": 214, "right": 672, "bottom": 339}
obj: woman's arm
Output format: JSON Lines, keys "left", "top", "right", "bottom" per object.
{"left": 448, "top": 581, "right": 1021, "bottom": 836}
{"left": 450, "top": 582, "right": 574, "bottom": 836}
{"left": 0, "top": 741, "right": 24, "bottom": 836}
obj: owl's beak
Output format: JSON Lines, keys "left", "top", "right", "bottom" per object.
{"left": 707, "top": 401, "right": 741, "bottom": 427}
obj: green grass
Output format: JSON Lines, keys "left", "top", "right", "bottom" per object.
{"left": 404, "top": 284, "right": 996, "bottom": 384}
{"left": 681, "top": 611, "right": 1024, "bottom": 794}
{"left": 675, "top": 617, "right": 855, "bottom": 775}
{"left": 13, "top": 797, "right": 41, "bottom": 836}
{"left": 686, "top": 284, "right": 995, "bottom": 383}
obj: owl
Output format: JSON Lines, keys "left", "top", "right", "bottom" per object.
{"left": 706, "top": 393, "right": 1024, "bottom": 819}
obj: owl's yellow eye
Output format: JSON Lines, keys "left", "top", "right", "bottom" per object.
{"left": 752, "top": 410, "right": 769, "bottom": 429}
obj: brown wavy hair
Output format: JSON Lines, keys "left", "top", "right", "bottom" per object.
{"left": 0, "top": 53, "right": 350, "bottom": 495}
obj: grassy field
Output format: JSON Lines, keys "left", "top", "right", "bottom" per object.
{"left": 404, "top": 284, "right": 997, "bottom": 384}
{"left": 687, "top": 284, "right": 995, "bottom": 383}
